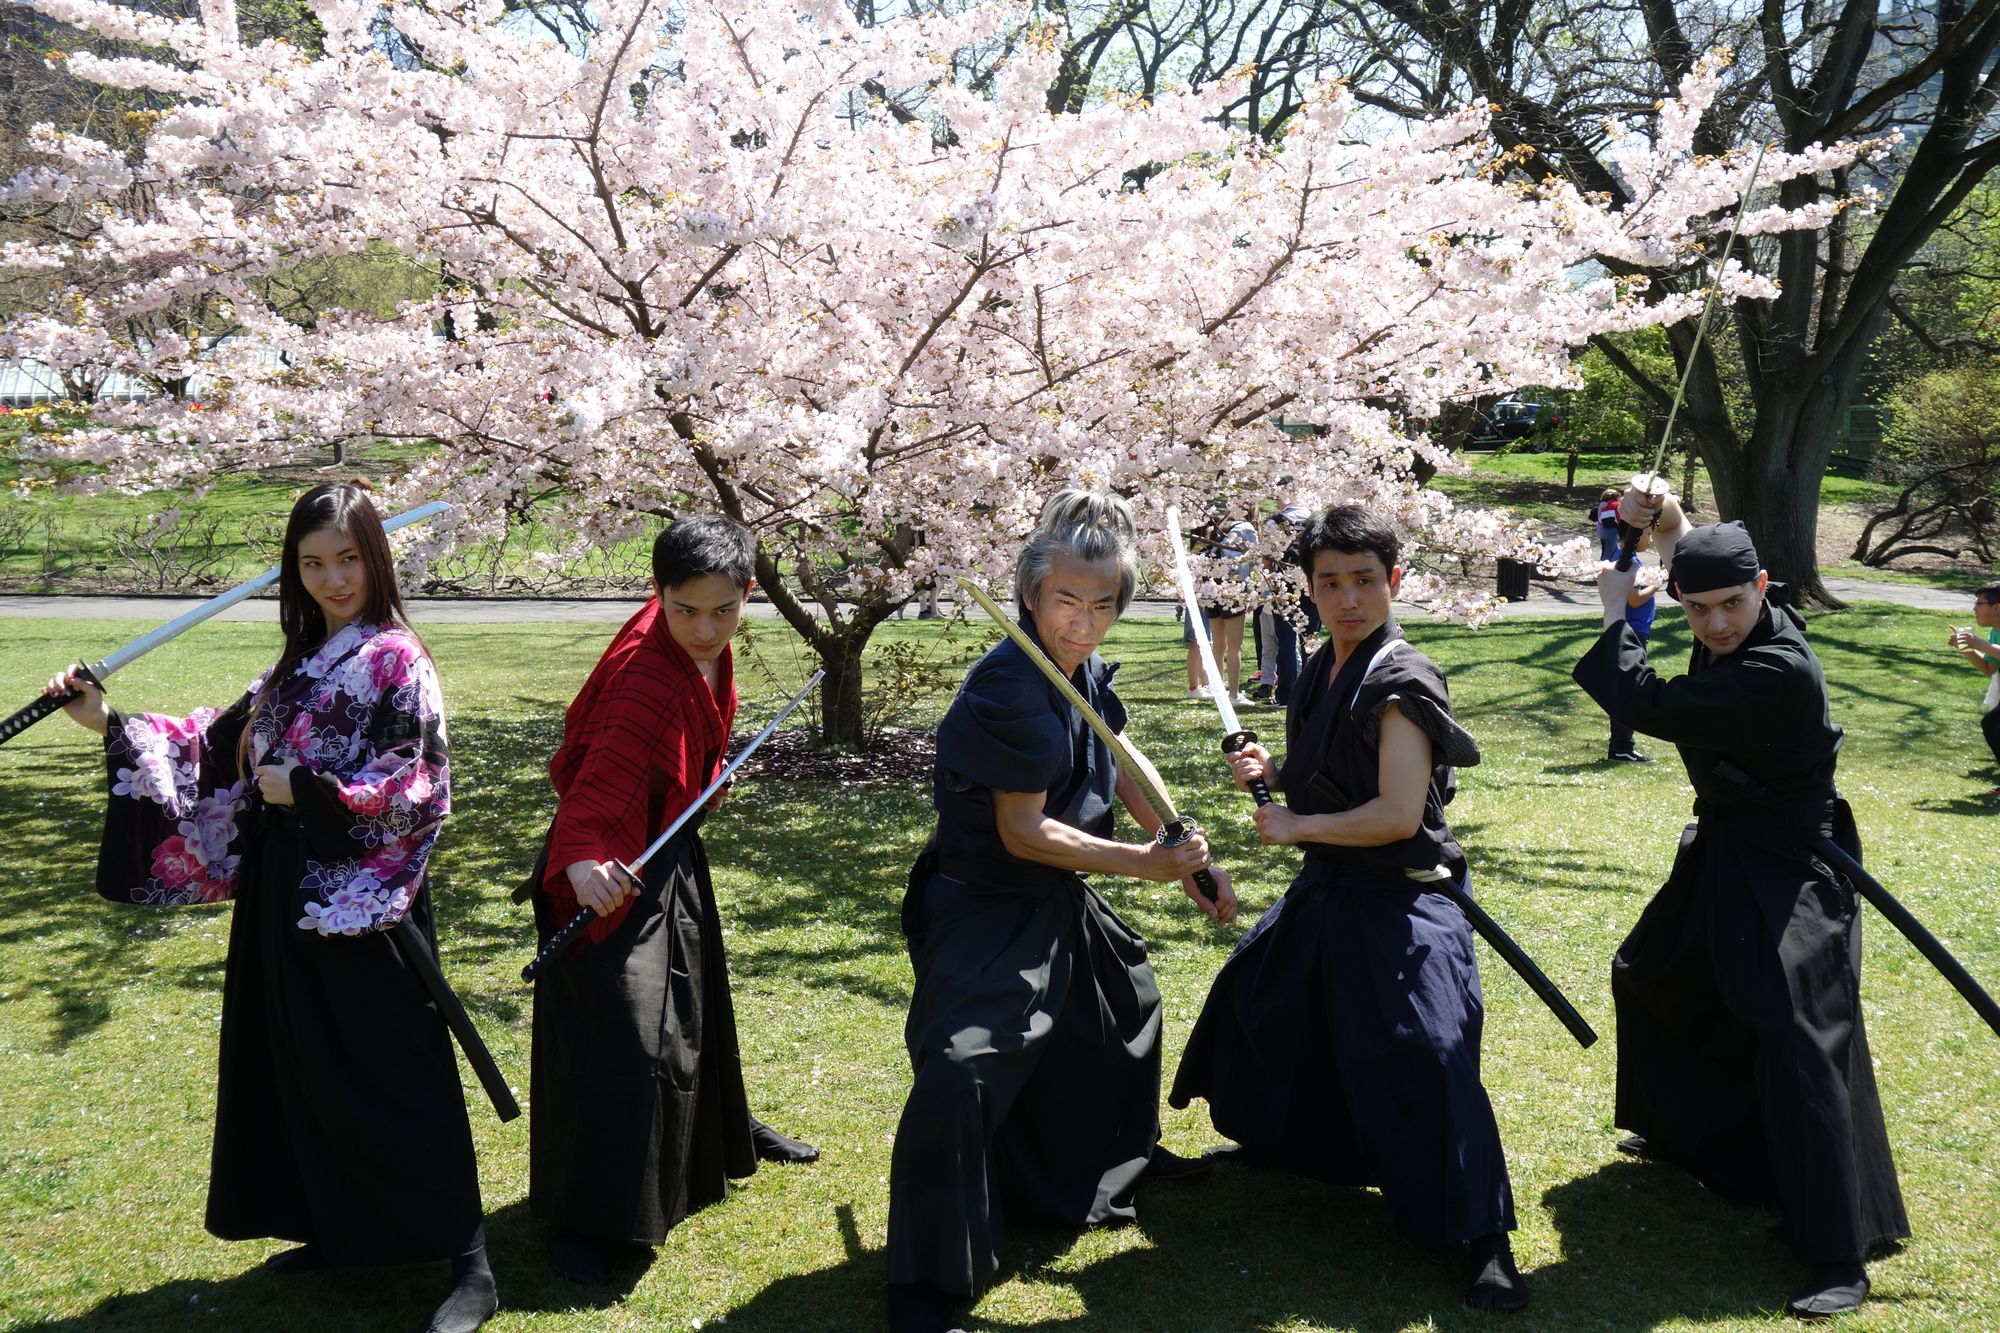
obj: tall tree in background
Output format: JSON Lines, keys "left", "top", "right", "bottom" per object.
{"left": 1313, "top": 0, "right": 2000, "bottom": 603}
{"left": 980, "top": 0, "right": 2000, "bottom": 600}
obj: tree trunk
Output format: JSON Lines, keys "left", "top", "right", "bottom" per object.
{"left": 1702, "top": 360, "right": 1860, "bottom": 608}
{"left": 814, "top": 625, "right": 869, "bottom": 750}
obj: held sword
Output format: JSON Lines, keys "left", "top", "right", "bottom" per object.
{"left": 1713, "top": 761, "right": 2000, "bottom": 1043}
{"left": 1, "top": 500, "right": 454, "bottom": 745}
{"left": 1164, "top": 505, "right": 1271, "bottom": 802}
{"left": 1617, "top": 144, "right": 1766, "bottom": 572}
{"left": 955, "top": 576, "right": 1220, "bottom": 903}
{"left": 521, "top": 669, "right": 825, "bottom": 982}
{"left": 390, "top": 916, "right": 522, "bottom": 1122}
{"left": 1163, "top": 507, "right": 1591, "bottom": 1040}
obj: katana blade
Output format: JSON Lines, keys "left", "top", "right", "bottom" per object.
{"left": 522, "top": 669, "right": 825, "bottom": 982}
{"left": 2, "top": 500, "right": 453, "bottom": 746}
{"left": 1618, "top": 145, "right": 1765, "bottom": 572}
{"left": 627, "top": 668, "right": 823, "bottom": 875}
{"left": 956, "top": 576, "right": 1218, "bottom": 902}
{"left": 1164, "top": 505, "right": 1274, "bottom": 804}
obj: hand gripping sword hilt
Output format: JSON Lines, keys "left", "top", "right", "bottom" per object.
{"left": 0, "top": 663, "right": 104, "bottom": 747}
{"left": 1156, "top": 818, "right": 1219, "bottom": 903}
{"left": 1221, "top": 728, "right": 1274, "bottom": 807}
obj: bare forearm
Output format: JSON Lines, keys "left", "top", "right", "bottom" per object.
{"left": 999, "top": 814, "right": 1149, "bottom": 877}
{"left": 1289, "top": 795, "right": 1423, "bottom": 848}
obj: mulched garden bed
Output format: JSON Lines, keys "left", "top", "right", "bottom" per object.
{"left": 734, "top": 726, "right": 936, "bottom": 786}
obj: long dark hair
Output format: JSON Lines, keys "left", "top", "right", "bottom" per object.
{"left": 240, "top": 484, "right": 414, "bottom": 778}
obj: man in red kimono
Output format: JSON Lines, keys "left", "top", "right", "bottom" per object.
{"left": 527, "top": 515, "right": 817, "bottom": 1285}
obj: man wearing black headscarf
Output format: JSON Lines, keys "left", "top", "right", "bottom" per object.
{"left": 1574, "top": 507, "right": 1909, "bottom": 1319}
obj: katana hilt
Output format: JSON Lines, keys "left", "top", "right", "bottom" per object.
{"left": 1, "top": 663, "right": 104, "bottom": 746}
{"left": 1222, "top": 728, "right": 1274, "bottom": 807}
{"left": 522, "top": 906, "right": 596, "bottom": 982}
{"left": 1157, "top": 818, "right": 1219, "bottom": 903}
{"left": 521, "top": 858, "right": 639, "bottom": 982}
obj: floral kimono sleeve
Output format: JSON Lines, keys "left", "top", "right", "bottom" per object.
{"left": 288, "top": 630, "right": 450, "bottom": 937}
{"left": 97, "top": 691, "right": 256, "bottom": 906}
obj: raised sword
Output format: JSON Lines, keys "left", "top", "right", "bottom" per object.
{"left": 955, "top": 576, "right": 1219, "bottom": 902}
{"left": 1, "top": 500, "right": 453, "bottom": 745}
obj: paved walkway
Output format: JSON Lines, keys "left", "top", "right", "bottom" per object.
{"left": 0, "top": 575, "right": 1968, "bottom": 626}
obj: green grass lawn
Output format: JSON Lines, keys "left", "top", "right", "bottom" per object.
{"left": 1, "top": 608, "right": 1997, "bottom": 1331}
{"left": 1438, "top": 451, "right": 1899, "bottom": 537}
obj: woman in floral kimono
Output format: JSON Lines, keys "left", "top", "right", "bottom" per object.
{"left": 43, "top": 483, "right": 496, "bottom": 1333}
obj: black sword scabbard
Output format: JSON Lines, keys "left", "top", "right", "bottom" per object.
{"left": 390, "top": 916, "right": 521, "bottom": 1122}
{"left": 1713, "top": 761, "right": 2000, "bottom": 1044}
{"left": 1307, "top": 772, "right": 1598, "bottom": 1048}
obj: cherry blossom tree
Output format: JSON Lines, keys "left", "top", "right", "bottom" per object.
{"left": 3, "top": 0, "right": 1872, "bottom": 743}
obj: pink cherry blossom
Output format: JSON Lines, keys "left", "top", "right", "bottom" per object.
{"left": 5, "top": 0, "right": 1880, "bottom": 632}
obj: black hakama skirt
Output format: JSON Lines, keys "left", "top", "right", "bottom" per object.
{"left": 1170, "top": 873, "right": 1516, "bottom": 1249}
{"left": 887, "top": 866, "right": 1163, "bottom": 1298}
{"left": 206, "top": 810, "right": 483, "bottom": 1262}
{"left": 530, "top": 828, "right": 756, "bottom": 1244}
{"left": 1611, "top": 810, "right": 1909, "bottom": 1264}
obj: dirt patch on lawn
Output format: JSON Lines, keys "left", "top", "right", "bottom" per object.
{"left": 736, "top": 726, "right": 936, "bottom": 786}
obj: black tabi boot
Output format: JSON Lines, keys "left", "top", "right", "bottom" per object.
{"left": 886, "top": 1280, "right": 968, "bottom": 1333}
{"left": 1786, "top": 1263, "right": 1869, "bottom": 1320}
{"left": 415, "top": 1240, "right": 498, "bottom": 1333}
{"left": 749, "top": 1115, "right": 821, "bottom": 1164}
{"left": 262, "top": 1245, "right": 332, "bottom": 1275}
{"left": 548, "top": 1228, "right": 614, "bottom": 1285}
{"left": 1465, "top": 1231, "right": 1530, "bottom": 1313}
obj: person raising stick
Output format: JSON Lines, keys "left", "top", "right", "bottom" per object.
{"left": 1170, "top": 503, "right": 1529, "bottom": 1314}
{"left": 1573, "top": 487, "right": 1909, "bottom": 1319}
{"left": 525, "top": 515, "right": 818, "bottom": 1286}
{"left": 42, "top": 483, "right": 496, "bottom": 1333}
{"left": 886, "top": 490, "right": 1235, "bottom": 1333}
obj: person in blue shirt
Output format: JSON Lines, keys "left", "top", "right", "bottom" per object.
{"left": 1606, "top": 528, "right": 1660, "bottom": 764}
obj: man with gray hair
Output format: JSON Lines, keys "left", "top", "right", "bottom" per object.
{"left": 886, "top": 490, "right": 1237, "bottom": 1333}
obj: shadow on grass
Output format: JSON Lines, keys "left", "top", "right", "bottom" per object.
{"left": 0, "top": 740, "right": 204, "bottom": 1051}
{"left": 10, "top": 1197, "right": 646, "bottom": 1331}
{"left": 1534, "top": 1158, "right": 1802, "bottom": 1326}
{"left": 713, "top": 1157, "right": 1799, "bottom": 1332}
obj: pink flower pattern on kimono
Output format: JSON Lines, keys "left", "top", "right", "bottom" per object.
{"left": 241, "top": 624, "right": 450, "bottom": 935}
{"left": 151, "top": 835, "right": 201, "bottom": 889}
{"left": 295, "top": 862, "right": 412, "bottom": 936}
{"left": 105, "top": 696, "right": 255, "bottom": 905}
{"left": 102, "top": 624, "right": 446, "bottom": 929}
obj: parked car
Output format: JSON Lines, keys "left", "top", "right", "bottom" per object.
{"left": 1470, "top": 399, "right": 1564, "bottom": 449}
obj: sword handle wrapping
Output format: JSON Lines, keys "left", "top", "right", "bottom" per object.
{"left": 522, "top": 905, "right": 597, "bottom": 983}
{"left": 0, "top": 664, "right": 103, "bottom": 746}
{"left": 1157, "top": 819, "right": 1218, "bottom": 903}
{"left": 1222, "top": 729, "right": 1273, "bottom": 807}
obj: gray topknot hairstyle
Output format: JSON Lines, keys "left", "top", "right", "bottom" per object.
{"left": 1014, "top": 489, "right": 1140, "bottom": 615}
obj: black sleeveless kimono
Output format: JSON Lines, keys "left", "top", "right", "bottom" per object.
{"left": 1170, "top": 621, "right": 1517, "bottom": 1250}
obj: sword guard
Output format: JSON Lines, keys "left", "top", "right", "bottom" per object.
{"left": 1155, "top": 819, "right": 1219, "bottom": 903}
